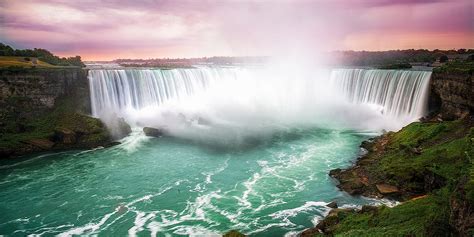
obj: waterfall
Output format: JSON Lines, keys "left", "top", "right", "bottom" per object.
{"left": 88, "top": 67, "right": 431, "bottom": 134}
{"left": 88, "top": 68, "right": 240, "bottom": 117}
{"left": 330, "top": 69, "right": 432, "bottom": 120}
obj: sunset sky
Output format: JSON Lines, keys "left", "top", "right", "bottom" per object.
{"left": 1, "top": 0, "right": 473, "bottom": 60}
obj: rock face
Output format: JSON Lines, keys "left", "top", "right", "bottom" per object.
{"left": 449, "top": 177, "right": 474, "bottom": 237}
{"left": 375, "top": 184, "right": 400, "bottom": 195}
{"left": 0, "top": 68, "right": 113, "bottom": 158}
{"left": 0, "top": 68, "right": 91, "bottom": 116}
{"left": 430, "top": 71, "right": 473, "bottom": 120}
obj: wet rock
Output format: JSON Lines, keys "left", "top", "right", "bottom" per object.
{"left": 23, "top": 138, "right": 54, "bottom": 150}
{"left": 327, "top": 201, "right": 338, "bottom": 208}
{"left": 143, "top": 127, "right": 165, "bottom": 137}
{"left": 117, "top": 117, "right": 132, "bottom": 137}
{"left": 223, "top": 230, "right": 245, "bottom": 237}
{"left": 375, "top": 183, "right": 400, "bottom": 195}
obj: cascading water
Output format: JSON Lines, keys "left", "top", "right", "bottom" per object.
{"left": 330, "top": 69, "right": 431, "bottom": 120}
{"left": 89, "top": 68, "right": 239, "bottom": 117}
{"left": 89, "top": 67, "right": 432, "bottom": 135}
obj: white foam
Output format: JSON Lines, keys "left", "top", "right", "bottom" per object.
{"left": 270, "top": 201, "right": 328, "bottom": 220}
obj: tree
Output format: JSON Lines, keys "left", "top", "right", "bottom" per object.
{"left": 439, "top": 55, "right": 449, "bottom": 63}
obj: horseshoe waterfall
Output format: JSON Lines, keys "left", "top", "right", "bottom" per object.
{"left": 1, "top": 67, "right": 432, "bottom": 236}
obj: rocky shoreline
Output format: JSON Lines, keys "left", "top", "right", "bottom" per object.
{"left": 301, "top": 117, "right": 473, "bottom": 236}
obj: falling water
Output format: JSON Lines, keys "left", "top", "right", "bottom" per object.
{"left": 330, "top": 69, "right": 432, "bottom": 120}
{"left": 88, "top": 67, "right": 431, "bottom": 134}
{"left": 88, "top": 68, "right": 240, "bottom": 117}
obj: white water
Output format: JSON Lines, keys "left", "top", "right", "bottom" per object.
{"left": 88, "top": 67, "right": 431, "bottom": 142}
{"left": 330, "top": 69, "right": 431, "bottom": 121}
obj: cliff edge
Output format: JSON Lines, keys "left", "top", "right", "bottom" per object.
{"left": 0, "top": 68, "right": 121, "bottom": 158}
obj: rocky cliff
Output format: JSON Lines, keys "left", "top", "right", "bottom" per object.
{"left": 430, "top": 67, "right": 473, "bottom": 120}
{"left": 0, "top": 68, "right": 125, "bottom": 158}
{"left": 0, "top": 68, "right": 91, "bottom": 116}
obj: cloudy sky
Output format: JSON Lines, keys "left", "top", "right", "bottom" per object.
{"left": 1, "top": 0, "right": 472, "bottom": 60}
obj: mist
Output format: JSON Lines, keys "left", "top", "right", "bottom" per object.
{"left": 89, "top": 64, "right": 430, "bottom": 147}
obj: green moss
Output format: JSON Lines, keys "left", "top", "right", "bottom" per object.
{"left": 321, "top": 119, "right": 473, "bottom": 236}
{"left": 0, "top": 94, "right": 110, "bottom": 153}
{"left": 332, "top": 190, "right": 451, "bottom": 237}
{"left": 364, "top": 120, "right": 472, "bottom": 191}
{"left": 433, "top": 61, "right": 474, "bottom": 75}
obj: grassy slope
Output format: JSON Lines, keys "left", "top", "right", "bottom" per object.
{"left": 0, "top": 56, "right": 59, "bottom": 68}
{"left": 319, "top": 120, "right": 473, "bottom": 236}
{"left": 373, "top": 121, "right": 472, "bottom": 192}
{"left": 0, "top": 56, "right": 80, "bottom": 69}
{"left": 332, "top": 191, "right": 451, "bottom": 237}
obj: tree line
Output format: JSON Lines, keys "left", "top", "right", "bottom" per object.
{"left": 0, "top": 43, "right": 85, "bottom": 67}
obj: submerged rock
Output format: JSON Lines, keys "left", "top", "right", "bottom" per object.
{"left": 143, "top": 127, "right": 166, "bottom": 137}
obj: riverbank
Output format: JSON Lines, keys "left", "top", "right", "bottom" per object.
{"left": 302, "top": 118, "right": 472, "bottom": 236}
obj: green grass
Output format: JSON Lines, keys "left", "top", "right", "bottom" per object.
{"left": 315, "top": 119, "right": 473, "bottom": 236}
{"left": 372, "top": 121, "right": 472, "bottom": 191}
{"left": 0, "top": 56, "right": 58, "bottom": 68}
{"left": 332, "top": 189, "right": 451, "bottom": 237}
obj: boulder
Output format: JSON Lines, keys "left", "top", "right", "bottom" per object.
{"left": 23, "top": 138, "right": 55, "bottom": 150}
{"left": 117, "top": 117, "right": 132, "bottom": 138}
{"left": 143, "top": 127, "right": 165, "bottom": 137}
{"left": 327, "top": 201, "right": 338, "bottom": 208}
{"left": 376, "top": 183, "right": 399, "bottom": 194}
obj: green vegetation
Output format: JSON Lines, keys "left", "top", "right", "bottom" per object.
{"left": 376, "top": 63, "right": 412, "bottom": 69}
{"left": 363, "top": 120, "right": 473, "bottom": 195}
{"left": 0, "top": 56, "right": 59, "bottom": 68}
{"left": 315, "top": 119, "right": 473, "bottom": 236}
{"left": 337, "top": 48, "right": 474, "bottom": 67}
{"left": 433, "top": 61, "right": 474, "bottom": 74}
{"left": 331, "top": 190, "right": 451, "bottom": 236}
{"left": 0, "top": 94, "right": 110, "bottom": 154}
{"left": 0, "top": 43, "right": 85, "bottom": 68}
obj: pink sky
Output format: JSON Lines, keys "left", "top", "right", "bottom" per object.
{"left": 1, "top": 0, "right": 473, "bottom": 60}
